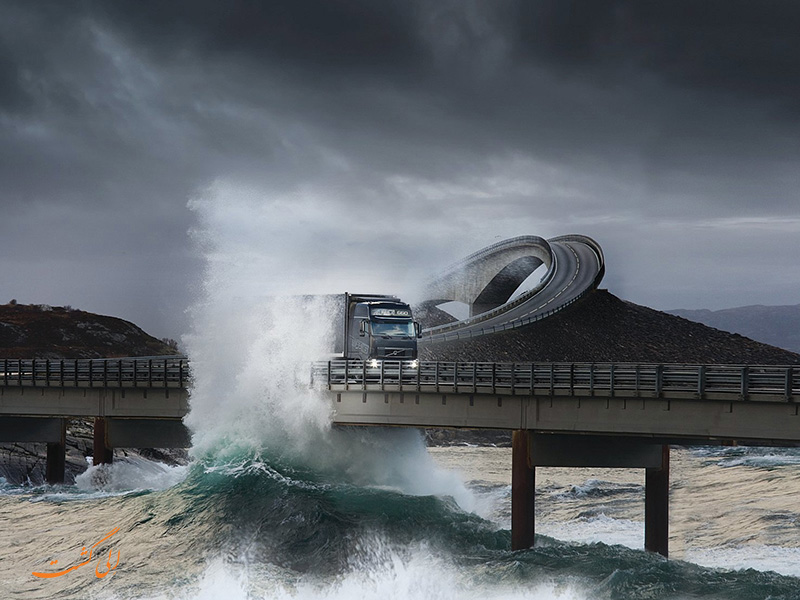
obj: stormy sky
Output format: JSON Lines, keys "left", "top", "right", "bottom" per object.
{"left": 2, "top": 0, "right": 799, "bottom": 340}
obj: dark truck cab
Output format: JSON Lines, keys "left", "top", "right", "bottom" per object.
{"left": 341, "top": 293, "right": 421, "bottom": 361}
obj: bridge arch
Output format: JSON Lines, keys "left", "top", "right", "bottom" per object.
{"left": 425, "top": 236, "right": 553, "bottom": 316}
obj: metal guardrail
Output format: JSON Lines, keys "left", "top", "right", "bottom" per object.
{"left": 312, "top": 360, "right": 800, "bottom": 402}
{"left": 0, "top": 358, "right": 189, "bottom": 389}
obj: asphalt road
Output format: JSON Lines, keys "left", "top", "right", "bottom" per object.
{"left": 423, "top": 239, "right": 602, "bottom": 342}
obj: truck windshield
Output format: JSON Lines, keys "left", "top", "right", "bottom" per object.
{"left": 371, "top": 322, "right": 415, "bottom": 337}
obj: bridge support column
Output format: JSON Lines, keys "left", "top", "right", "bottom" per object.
{"left": 93, "top": 417, "right": 113, "bottom": 466}
{"left": 645, "top": 444, "right": 670, "bottom": 557}
{"left": 45, "top": 418, "right": 67, "bottom": 484}
{"left": 511, "top": 429, "right": 535, "bottom": 550}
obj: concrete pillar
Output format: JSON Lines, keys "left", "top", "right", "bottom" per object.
{"left": 511, "top": 429, "right": 535, "bottom": 550}
{"left": 93, "top": 417, "right": 113, "bottom": 465}
{"left": 645, "top": 444, "right": 670, "bottom": 557}
{"left": 45, "top": 418, "right": 67, "bottom": 484}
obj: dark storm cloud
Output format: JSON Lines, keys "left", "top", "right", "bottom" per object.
{"left": 91, "top": 0, "right": 424, "bottom": 74}
{"left": 513, "top": 0, "right": 800, "bottom": 104}
{"left": 2, "top": 0, "right": 800, "bottom": 336}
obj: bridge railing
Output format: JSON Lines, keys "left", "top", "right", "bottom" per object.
{"left": 0, "top": 357, "right": 189, "bottom": 389}
{"left": 312, "top": 360, "right": 800, "bottom": 402}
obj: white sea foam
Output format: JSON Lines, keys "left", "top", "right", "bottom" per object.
{"left": 685, "top": 545, "right": 800, "bottom": 578}
{"left": 138, "top": 551, "right": 592, "bottom": 600}
{"left": 183, "top": 185, "right": 475, "bottom": 510}
{"left": 538, "top": 514, "right": 644, "bottom": 550}
{"left": 716, "top": 454, "right": 800, "bottom": 469}
{"left": 74, "top": 455, "right": 189, "bottom": 493}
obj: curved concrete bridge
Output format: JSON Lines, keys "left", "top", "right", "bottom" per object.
{"left": 421, "top": 234, "right": 605, "bottom": 343}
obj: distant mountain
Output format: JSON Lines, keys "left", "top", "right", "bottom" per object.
{"left": 0, "top": 302, "right": 177, "bottom": 358}
{"left": 667, "top": 304, "right": 800, "bottom": 354}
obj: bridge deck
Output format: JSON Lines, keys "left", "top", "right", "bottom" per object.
{"left": 314, "top": 360, "right": 800, "bottom": 445}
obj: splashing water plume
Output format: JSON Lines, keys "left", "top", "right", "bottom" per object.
{"left": 183, "top": 184, "right": 474, "bottom": 507}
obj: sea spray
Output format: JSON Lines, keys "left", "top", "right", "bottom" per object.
{"left": 75, "top": 456, "right": 189, "bottom": 493}
{"left": 184, "top": 185, "right": 475, "bottom": 505}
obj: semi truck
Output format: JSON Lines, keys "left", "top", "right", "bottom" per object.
{"left": 332, "top": 293, "right": 421, "bottom": 361}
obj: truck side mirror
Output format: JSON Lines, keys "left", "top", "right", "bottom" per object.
{"left": 415, "top": 321, "right": 422, "bottom": 338}
{"left": 359, "top": 321, "right": 367, "bottom": 337}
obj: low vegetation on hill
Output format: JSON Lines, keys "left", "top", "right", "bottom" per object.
{"left": 0, "top": 302, "right": 177, "bottom": 359}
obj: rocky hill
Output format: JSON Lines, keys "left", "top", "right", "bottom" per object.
{"left": 418, "top": 290, "right": 800, "bottom": 365}
{"left": 0, "top": 302, "right": 177, "bottom": 358}
{"left": 668, "top": 304, "right": 800, "bottom": 355}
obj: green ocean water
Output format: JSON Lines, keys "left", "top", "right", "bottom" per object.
{"left": 2, "top": 441, "right": 800, "bottom": 600}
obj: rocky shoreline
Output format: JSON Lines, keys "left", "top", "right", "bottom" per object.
{"left": 0, "top": 419, "right": 189, "bottom": 486}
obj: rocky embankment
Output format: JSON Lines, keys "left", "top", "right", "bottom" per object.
{"left": 418, "top": 290, "right": 800, "bottom": 446}
{"left": 0, "top": 302, "right": 185, "bottom": 485}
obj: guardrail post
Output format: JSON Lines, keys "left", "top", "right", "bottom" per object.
{"left": 549, "top": 363, "right": 555, "bottom": 396}
{"left": 491, "top": 363, "right": 496, "bottom": 395}
{"left": 655, "top": 365, "right": 663, "bottom": 398}
{"left": 589, "top": 363, "right": 594, "bottom": 396}
{"left": 45, "top": 359, "right": 50, "bottom": 387}
{"left": 698, "top": 366, "right": 706, "bottom": 399}
{"left": 473, "top": 363, "right": 477, "bottom": 394}
{"left": 31, "top": 359, "right": 36, "bottom": 387}
{"left": 344, "top": 360, "right": 349, "bottom": 391}
{"left": 741, "top": 366, "right": 749, "bottom": 401}
{"left": 786, "top": 367, "right": 793, "bottom": 402}
{"left": 609, "top": 363, "right": 615, "bottom": 397}
{"left": 3, "top": 358, "right": 6, "bottom": 386}
{"left": 569, "top": 363, "right": 574, "bottom": 396}
{"left": 380, "top": 360, "right": 385, "bottom": 391}
{"left": 511, "top": 363, "right": 516, "bottom": 395}
{"left": 530, "top": 363, "right": 535, "bottom": 394}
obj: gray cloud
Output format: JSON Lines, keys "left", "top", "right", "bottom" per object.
{"left": 2, "top": 0, "right": 799, "bottom": 339}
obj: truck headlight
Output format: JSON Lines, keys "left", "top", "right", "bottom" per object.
{"left": 410, "top": 359, "right": 418, "bottom": 369}
{"left": 370, "top": 359, "right": 379, "bottom": 368}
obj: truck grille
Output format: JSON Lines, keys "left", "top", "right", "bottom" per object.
{"left": 381, "top": 348, "right": 412, "bottom": 359}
